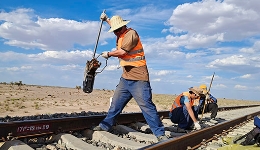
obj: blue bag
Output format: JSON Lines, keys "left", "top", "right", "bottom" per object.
{"left": 254, "top": 116, "right": 260, "bottom": 128}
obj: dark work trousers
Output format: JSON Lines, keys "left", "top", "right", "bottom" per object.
{"left": 169, "top": 105, "right": 199, "bottom": 129}
{"left": 199, "top": 103, "right": 218, "bottom": 119}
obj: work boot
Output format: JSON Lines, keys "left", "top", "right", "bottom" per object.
{"left": 92, "top": 125, "right": 105, "bottom": 131}
{"left": 210, "top": 118, "right": 218, "bottom": 124}
{"left": 157, "top": 135, "right": 168, "bottom": 142}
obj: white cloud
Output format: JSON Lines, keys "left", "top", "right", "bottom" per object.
{"left": 234, "top": 84, "right": 247, "bottom": 90}
{"left": 187, "top": 75, "right": 193, "bottom": 78}
{"left": 208, "top": 47, "right": 233, "bottom": 54}
{"left": 154, "top": 70, "right": 173, "bottom": 76}
{"left": 232, "top": 74, "right": 253, "bottom": 80}
{"left": 167, "top": 0, "right": 260, "bottom": 41}
{"left": 6, "top": 65, "right": 32, "bottom": 71}
{"left": 207, "top": 55, "right": 248, "bottom": 67}
{"left": 152, "top": 78, "right": 161, "bottom": 82}
{"left": 105, "top": 65, "right": 119, "bottom": 71}
{"left": 29, "top": 50, "right": 93, "bottom": 60}
{"left": 204, "top": 74, "right": 218, "bottom": 80}
{"left": 0, "top": 50, "right": 94, "bottom": 65}
{"left": 0, "top": 8, "right": 113, "bottom": 51}
{"left": 185, "top": 52, "right": 203, "bottom": 59}
{"left": 0, "top": 51, "right": 29, "bottom": 61}
{"left": 215, "top": 83, "right": 227, "bottom": 88}
{"left": 240, "top": 40, "right": 260, "bottom": 53}
{"left": 21, "top": 66, "right": 32, "bottom": 69}
{"left": 162, "top": 34, "right": 222, "bottom": 50}
{"left": 6, "top": 67, "right": 20, "bottom": 71}
{"left": 240, "top": 47, "right": 255, "bottom": 53}
{"left": 61, "top": 64, "right": 79, "bottom": 71}
{"left": 240, "top": 74, "right": 251, "bottom": 79}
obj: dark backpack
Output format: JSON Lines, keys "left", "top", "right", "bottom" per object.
{"left": 233, "top": 117, "right": 260, "bottom": 146}
{"left": 240, "top": 127, "right": 260, "bottom": 146}
{"left": 239, "top": 117, "right": 260, "bottom": 146}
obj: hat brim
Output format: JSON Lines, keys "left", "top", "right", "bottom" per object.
{"left": 108, "top": 20, "right": 130, "bottom": 32}
{"left": 189, "top": 88, "right": 200, "bottom": 95}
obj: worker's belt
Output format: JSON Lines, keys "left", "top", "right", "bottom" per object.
{"left": 128, "top": 49, "right": 143, "bottom": 55}
{"left": 122, "top": 56, "right": 145, "bottom": 62}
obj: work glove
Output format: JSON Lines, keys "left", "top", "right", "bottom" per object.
{"left": 194, "top": 121, "right": 201, "bottom": 130}
{"left": 101, "top": 51, "right": 110, "bottom": 59}
{"left": 100, "top": 12, "right": 108, "bottom": 21}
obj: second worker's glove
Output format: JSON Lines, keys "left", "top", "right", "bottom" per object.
{"left": 101, "top": 51, "right": 110, "bottom": 59}
{"left": 194, "top": 121, "right": 201, "bottom": 130}
{"left": 100, "top": 12, "right": 108, "bottom": 21}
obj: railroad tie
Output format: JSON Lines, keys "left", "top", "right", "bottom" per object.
{"left": 53, "top": 133, "right": 103, "bottom": 150}
{"left": 82, "top": 129, "right": 148, "bottom": 149}
{"left": 0, "top": 140, "right": 34, "bottom": 150}
{"left": 114, "top": 125, "right": 158, "bottom": 143}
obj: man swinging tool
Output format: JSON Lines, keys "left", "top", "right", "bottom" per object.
{"left": 82, "top": 10, "right": 107, "bottom": 93}
{"left": 92, "top": 11, "right": 169, "bottom": 142}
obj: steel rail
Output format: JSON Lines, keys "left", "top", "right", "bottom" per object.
{"left": 139, "top": 110, "right": 260, "bottom": 150}
{"left": 0, "top": 112, "right": 169, "bottom": 141}
{"left": 218, "top": 105, "right": 260, "bottom": 111}
{"left": 0, "top": 105, "right": 259, "bottom": 142}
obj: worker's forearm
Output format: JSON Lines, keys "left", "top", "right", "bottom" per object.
{"left": 106, "top": 19, "right": 111, "bottom": 26}
{"left": 108, "top": 49, "right": 126, "bottom": 57}
{"left": 187, "top": 108, "right": 198, "bottom": 123}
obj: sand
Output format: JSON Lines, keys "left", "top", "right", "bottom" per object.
{"left": 0, "top": 84, "right": 145, "bottom": 117}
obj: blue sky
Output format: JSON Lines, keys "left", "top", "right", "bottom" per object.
{"left": 1, "top": 0, "right": 260, "bottom": 101}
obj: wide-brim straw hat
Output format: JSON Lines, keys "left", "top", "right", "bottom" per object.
{"left": 189, "top": 86, "right": 203, "bottom": 96}
{"left": 108, "top": 15, "right": 130, "bottom": 32}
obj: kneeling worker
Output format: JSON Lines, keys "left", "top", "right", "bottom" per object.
{"left": 169, "top": 87, "right": 203, "bottom": 132}
{"left": 198, "top": 84, "right": 218, "bottom": 122}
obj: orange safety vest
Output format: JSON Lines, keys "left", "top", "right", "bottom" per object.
{"left": 117, "top": 28, "right": 146, "bottom": 67}
{"left": 170, "top": 92, "right": 194, "bottom": 112}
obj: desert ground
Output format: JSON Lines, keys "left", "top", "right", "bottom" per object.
{"left": 1, "top": 82, "right": 260, "bottom": 118}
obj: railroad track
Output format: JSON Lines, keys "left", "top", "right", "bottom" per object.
{"left": 0, "top": 105, "right": 259, "bottom": 150}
